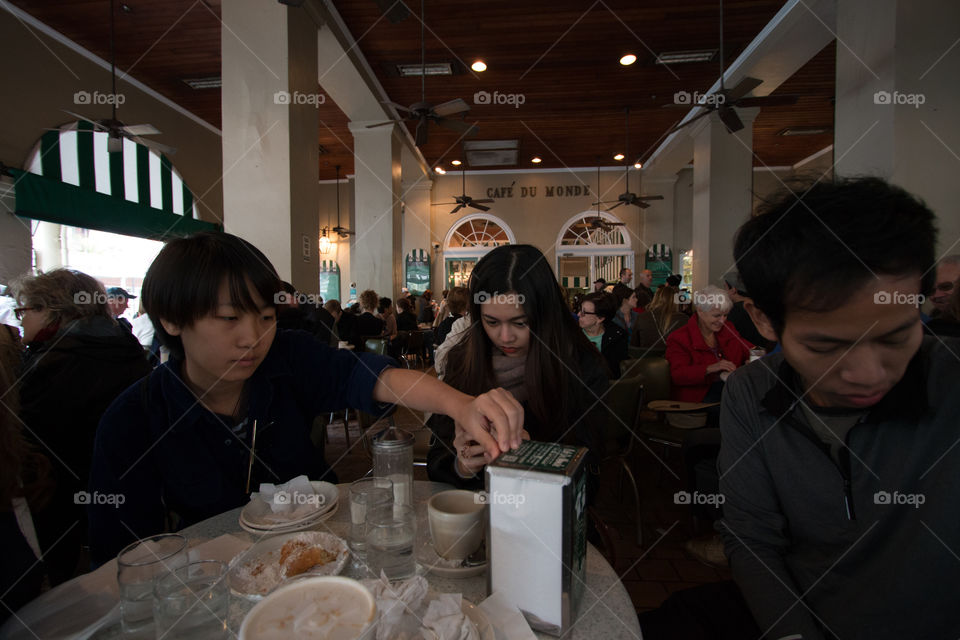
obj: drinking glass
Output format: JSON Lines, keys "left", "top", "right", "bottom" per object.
{"left": 348, "top": 477, "right": 394, "bottom": 557}
{"left": 117, "top": 534, "right": 189, "bottom": 637}
{"left": 366, "top": 504, "right": 417, "bottom": 580}
{"left": 153, "top": 560, "right": 229, "bottom": 639}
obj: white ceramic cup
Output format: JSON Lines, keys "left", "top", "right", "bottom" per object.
{"left": 239, "top": 576, "right": 376, "bottom": 640}
{"left": 427, "top": 490, "right": 487, "bottom": 561}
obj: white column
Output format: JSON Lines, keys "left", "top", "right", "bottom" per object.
{"left": 347, "top": 122, "right": 403, "bottom": 297}
{"left": 221, "top": 0, "right": 320, "bottom": 288}
{"left": 835, "top": 0, "right": 960, "bottom": 255}
{"left": 690, "top": 108, "right": 759, "bottom": 290}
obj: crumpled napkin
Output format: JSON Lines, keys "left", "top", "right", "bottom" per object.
{"left": 421, "top": 593, "right": 478, "bottom": 640}
{"left": 249, "top": 475, "right": 318, "bottom": 522}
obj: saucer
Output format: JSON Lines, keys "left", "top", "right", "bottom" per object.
{"left": 415, "top": 539, "right": 486, "bottom": 579}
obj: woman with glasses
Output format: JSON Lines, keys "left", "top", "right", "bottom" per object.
{"left": 426, "top": 245, "right": 609, "bottom": 490}
{"left": 11, "top": 269, "right": 151, "bottom": 583}
{"left": 88, "top": 232, "right": 524, "bottom": 565}
{"left": 578, "top": 291, "right": 629, "bottom": 378}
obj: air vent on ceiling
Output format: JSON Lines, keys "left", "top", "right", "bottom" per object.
{"left": 777, "top": 127, "right": 832, "bottom": 136}
{"left": 183, "top": 76, "right": 222, "bottom": 89}
{"left": 397, "top": 63, "right": 453, "bottom": 77}
{"left": 655, "top": 50, "right": 717, "bottom": 65}
{"left": 465, "top": 150, "right": 519, "bottom": 167}
{"left": 463, "top": 140, "right": 519, "bottom": 151}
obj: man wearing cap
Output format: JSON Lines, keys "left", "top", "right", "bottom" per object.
{"left": 592, "top": 278, "right": 607, "bottom": 292}
{"left": 106, "top": 287, "right": 134, "bottom": 332}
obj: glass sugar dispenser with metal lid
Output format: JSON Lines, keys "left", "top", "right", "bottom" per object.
{"left": 371, "top": 426, "right": 415, "bottom": 506}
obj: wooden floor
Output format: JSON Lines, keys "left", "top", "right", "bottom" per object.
{"left": 325, "top": 401, "right": 732, "bottom": 618}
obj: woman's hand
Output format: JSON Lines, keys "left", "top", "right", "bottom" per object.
{"left": 453, "top": 422, "right": 530, "bottom": 477}
{"left": 450, "top": 387, "right": 525, "bottom": 460}
{"left": 706, "top": 359, "right": 737, "bottom": 374}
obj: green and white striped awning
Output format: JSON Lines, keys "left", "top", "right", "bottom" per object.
{"left": 13, "top": 121, "right": 219, "bottom": 240}
{"left": 319, "top": 260, "right": 340, "bottom": 273}
{"left": 561, "top": 276, "right": 588, "bottom": 289}
{"left": 646, "top": 243, "right": 672, "bottom": 260}
{"left": 405, "top": 249, "right": 430, "bottom": 294}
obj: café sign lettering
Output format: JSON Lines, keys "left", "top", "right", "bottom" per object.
{"left": 485, "top": 184, "right": 596, "bottom": 199}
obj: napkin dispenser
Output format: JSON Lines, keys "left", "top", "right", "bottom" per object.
{"left": 485, "top": 441, "right": 588, "bottom": 636}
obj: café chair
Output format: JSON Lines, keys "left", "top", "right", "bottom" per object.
{"left": 397, "top": 330, "right": 426, "bottom": 369}
{"left": 364, "top": 337, "right": 387, "bottom": 355}
{"left": 598, "top": 373, "right": 645, "bottom": 546}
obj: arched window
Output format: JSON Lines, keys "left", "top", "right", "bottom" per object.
{"left": 319, "top": 260, "right": 341, "bottom": 302}
{"left": 14, "top": 121, "right": 217, "bottom": 239}
{"left": 555, "top": 211, "right": 633, "bottom": 292}
{"left": 441, "top": 214, "right": 516, "bottom": 289}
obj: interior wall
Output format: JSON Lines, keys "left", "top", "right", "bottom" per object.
{"left": 0, "top": 11, "right": 224, "bottom": 228}
{"left": 0, "top": 177, "right": 31, "bottom": 284}
{"left": 673, "top": 168, "right": 694, "bottom": 260}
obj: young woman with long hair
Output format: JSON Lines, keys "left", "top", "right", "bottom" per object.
{"left": 631, "top": 284, "right": 688, "bottom": 353}
{"left": 427, "top": 244, "right": 609, "bottom": 488}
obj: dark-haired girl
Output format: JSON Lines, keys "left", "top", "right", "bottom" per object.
{"left": 426, "top": 245, "right": 609, "bottom": 489}
{"left": 89, "top": 232, "right": 523, "bottom": 564}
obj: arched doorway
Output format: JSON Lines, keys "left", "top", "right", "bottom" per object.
{"left": 441, "top": 214, "right": 516, "bottom": 289}
{"left": 555, "top": 211, "right": 633, "bottom": 292}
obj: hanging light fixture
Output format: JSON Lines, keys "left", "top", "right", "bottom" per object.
{"left": 319, "top": 227, "right": 331, "bottom": 254}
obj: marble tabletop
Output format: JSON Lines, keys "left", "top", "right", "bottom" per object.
{"left": 183, "top": 480, "right": 642, "bottom": 639}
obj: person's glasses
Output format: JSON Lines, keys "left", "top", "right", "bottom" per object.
{"left": 935, "top": 282, "right": 954, "bottom": 293}
{"left": 13, "top": 306, "right": 40, "bottom": 321}
{"left": 578, "top": 310, "right": 598, "bottom": 316}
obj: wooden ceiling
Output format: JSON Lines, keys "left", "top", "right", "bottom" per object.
{"left": 11, "top": 0, "right": 836, "bottom": 180}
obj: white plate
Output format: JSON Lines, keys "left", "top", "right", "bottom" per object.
{"left": 463, "top": 602, "right": 496, "bottom": 640}
{"left": 239, "top": 481, "right": 338, "bottom": 528}
{"left": 415, "top": 537, "right": 487, "bottom": 579}
{"left": 229, "top": 531, "right": 349, "bottom": 599}
{"left": 238, "top": 499, "right": 339, "bottom": 535}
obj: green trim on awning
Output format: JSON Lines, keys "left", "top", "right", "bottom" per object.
{"left": 77, "top": 122, "right": 95, "bottom": 191}
{"left": 11, "top": 168, "right": 220, "bottom": 240}
{"left": 136, "top": 144, "right": 149, "bottom": 206}
{"left": 40, "top": 130, "right": 61, "bottom": 181}
{"left": 160, "top": 155, "right": 173, "bottom": 213}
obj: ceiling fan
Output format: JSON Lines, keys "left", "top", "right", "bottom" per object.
{"left": 664, "top": 0, "right": 798, "bottom": 135}
{"left": 593, "top": 107, "right": 664, "bottom": 210}
{"left": 58, "top": 0, "right": 174, "bottom": 155}
{"left": 435, "top": 164, "right": 494, "bottom": 213}
{"left": 576, "top": 164, "right": 626, "bottom": 233}
{"left": 331, "top": 165, "right": 355, "bottom": 238}
{"left": 366, "top": 0, "right": 477, "bottom": 146}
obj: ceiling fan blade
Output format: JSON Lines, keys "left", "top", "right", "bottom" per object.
{"left": 63, "top": 110, "right": 109, "bottom": 131}
{"left": 726, "top": 77, "right": 764, "bottom": 102}
{"left": 638, "top": 195, "right": 665, "bottom": 201}
{"left": 638, "top": 201, "right": 652, "bottom": 209}
{"left": 433, "top": 202, "right": 459, "bottom": 206}
{"left": 130, "top": 135, "right": 177, "bottom": 156}
{"left": 414, "top": 119, "right": 428, "bottom": 146}
{"left": 122, "top": 124, "right": 160, "bottom": 136}
{"left": 717, "top": 107, "right": 744, "bottom": 133}
{"left": 366, "top": 120, "right": 400, "bottom": 129}
{"left": 450, "top": 204, "right": 465, "bottom": 214}
{"left": 735, "top": 95, "right": 800, "bottom": 108}
{"left": 471, "top": 199, "right": 494, "bottom": 204}
{"left": 436, "top": 119, "right": 478, "bottom": 137}
{"left": 607, "top": 201, "right": 625, "bottom": 210}
{"left": 381, "top": 101, "right": 412, "bottom": 114}
{"left": 667, "top": 109, "right": 713, "bottom": 135}
{"left": 469, "top": 202, "right": 490, "bottom": 211}
{"left": 432, "top": 98, "right": 470, "bottom": 117}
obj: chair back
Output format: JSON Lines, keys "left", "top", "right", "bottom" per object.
{"left": 364, "top": 338, "right": 387, "bottom": 355}
{"left": 601, "top": 374, "right": 644, "bottom": 454}
{"left": 632, "top": 356, "right": 671, "bottom": 403}
{"left": 629, "top": 345, "right": 665, "bottom": 360}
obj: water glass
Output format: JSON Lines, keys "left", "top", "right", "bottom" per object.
{"left": 348, "top": 477, "right": 394, "bottom": 557}
{"left": 366, "top": 504, "right": 417, "bottom": 580}
{"left": 153, "top": 560, "right": 229, "bottom": 639}
{"left": 117, "top": 534, "right": 189, "bottom": 637}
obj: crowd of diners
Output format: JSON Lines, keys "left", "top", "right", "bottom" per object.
{"left": 1, "top": 175, "right": 959, "bottom": 638}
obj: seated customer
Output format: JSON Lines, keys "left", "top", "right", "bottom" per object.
{"left": 89, "top": 232, "right": 524, "bottom": 565}
{"left": 612, "top": 287, "right": 640, "bottom": 334}
{"left": 396, "top": 296, "right": 418, "bottom": 331}
{"left": 664, "top": 285, "right": 750, "bottom": 403}
{"left": 13, "top": 269, "right": 150, "bottom": 583}
{"left": 355, "top": 289, "right": 384, "bottom": 348}
{"left": 924, "top": 274, "right": 960, "bottom": 337}
{"left": 434, "top": 286, "right": 468, "bottom": 346}
{"left": 427, "top": 245, "right": 608, "bottom": 489}
{"left": 716, "top": 177, "right": 958, "bottom": 639}
{"left": 578, "top": 291, "right": 628, "bottom": 378}
{"left": 631, "top": 284, "right": 687, "bottom": 353}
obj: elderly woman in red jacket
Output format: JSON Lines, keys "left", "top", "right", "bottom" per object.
{"left": 665, "top": 285, "right": 752, "bottom": 403}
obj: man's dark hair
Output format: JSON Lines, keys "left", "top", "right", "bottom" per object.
{"left": 734, "top": 176, "right": 937, "bottom": 333}
{"left": 581, "top": 291, "right": 617, "bottom": 321}
{"left": 397, "top": 297, "right": 414, "bottom": 313}
{"left": 377, "top": 297, "right": 392, "bottom": 314}
{"left": 142, "top": 232, "right": 281, "bottom": 359}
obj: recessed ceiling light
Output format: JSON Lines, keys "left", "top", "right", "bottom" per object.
{"left": 471, "top": 60, "right": 487, "bottom": 72}
{"left": 451, "top": 160, "right": 462, "bottom": 166}
{"left": 619, "top": 54, "right": 637, "bottom": 66}
{"left": 531, "top": 157, "right": 542, "bottom": 163}
{"left": 614, "top": 153, "right": 625, "bottom": 161}
{"left": 655, "top": 49, "right": 717, "bottom": 65}
{"left": 634, "top": 162, "right": 642, "bottom": 169}
{"left": 434, "top": 167, "right": 446, "bottom": 174}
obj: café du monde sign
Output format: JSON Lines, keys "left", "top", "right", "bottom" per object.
{"left": 484, "top": 184, "right": 595, "bottom": 199}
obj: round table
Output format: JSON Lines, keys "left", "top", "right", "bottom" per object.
{"left": 183, "top": 481, "right": 642, "bottom": 639}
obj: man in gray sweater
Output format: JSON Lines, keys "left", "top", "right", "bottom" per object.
{"left": 717, "top": 177, "right": 959, "bottom": 639}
